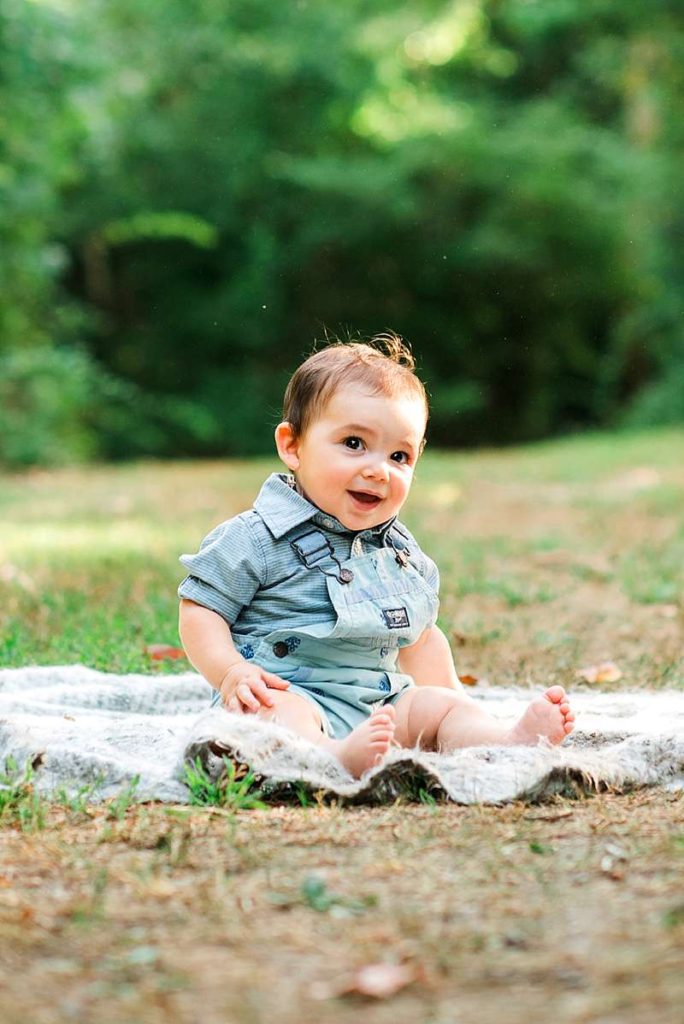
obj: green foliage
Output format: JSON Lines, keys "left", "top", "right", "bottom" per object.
{"left": 102, "top": 212, "right": 218, "bottom": 249}
{"left": 0, "top": 345, "right": 220, "bottom": 467}
{"left": 105, "top": 775, "right": 141, "bottom": 820}
{"left": 624, "top": 340, "right": 684, "bottom": 428}
{"left": 1, "top": 0, "right": 683, "bottom": 451}
{"left": 0, "top": 346, "right": 103, "bottom": 466}
{"left": 183, "top": 756, "right": 267, "bottom": 810}
{"left": 0, "top": 756, "right": 46, "bottom": 831}
{"left": 57, "top": 776, "right": 105, "bottom": 815}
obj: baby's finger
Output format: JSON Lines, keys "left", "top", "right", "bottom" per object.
{"left": 236, "top": 682, "right": 260, "bottom": 713}
{"left": 249, "top": 679, "right": 276, "bottom": 708}
{"left": 226, "top": 696, "right": 243, "bottom": 714}
{"left": 261, "top": 671, "right": 290, "bottom": 690}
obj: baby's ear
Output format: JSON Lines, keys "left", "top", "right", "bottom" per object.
{"left": 274, "top": 421, "right": 300, "bottom": 470}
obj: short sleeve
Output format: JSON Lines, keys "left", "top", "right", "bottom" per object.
{"left": 178, "top": 514, "right": 266, "bottom": 624}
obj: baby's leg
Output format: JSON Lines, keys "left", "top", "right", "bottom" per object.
{"left": 393, "top": 685, "right": 574, "bottom": 751}
{"left": 252, "top": 690, "right": 396, "bottom": 778}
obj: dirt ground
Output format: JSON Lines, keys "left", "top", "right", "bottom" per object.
{"left": 1, "top": 790, "right": 682, "bottom": 1024}
{"left": 1, "top": 435, "right": 683, "bottom": 1022}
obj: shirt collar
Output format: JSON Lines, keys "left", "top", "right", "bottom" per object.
{"left": 253, "top": 473, "right": 396, "bottom": 540}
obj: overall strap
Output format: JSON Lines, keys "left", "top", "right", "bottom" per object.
{"left": 386, "top": 522, "right": 412, "bottom": 567}
{"left": 290, "top": 529, "right": 354, "bottom": 584}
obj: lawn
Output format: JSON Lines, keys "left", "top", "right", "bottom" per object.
{"left": 1, "top": 429, "right": 683, "bottom": 1023}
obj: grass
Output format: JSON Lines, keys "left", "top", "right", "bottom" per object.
{"left": 1, "top": 427, "right": 683, "bottom": 1022}
{"left": 1, "top": 428, "right": 683, "bottom": 686}
{"left": 183, "top": 756, "right": 267, "bottom": 810}
{"left": 0, "top": 755, "right": 46, "bottom": 831}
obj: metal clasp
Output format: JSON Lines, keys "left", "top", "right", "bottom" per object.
{"left": 290, "top": 530, "right": 354, "bottom": 584}
{"left": 387, "top": 531, "right": 410, "bottom": 568}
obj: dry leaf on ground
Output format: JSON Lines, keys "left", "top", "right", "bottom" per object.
{"left": 459, "top": 673, "right": 479, "bottom": 686}
{"left": 144, "top": 644, "right": 187, "bottom": 661}
{"left": 310, "top": 962, "right": 420, "bottom": 1001}
{"left": 576, "top": 661, "right": 622, "bottom": 684}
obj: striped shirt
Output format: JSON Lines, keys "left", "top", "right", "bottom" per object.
{"left": 178, "top": 472, "right": 439, "bottom": 638}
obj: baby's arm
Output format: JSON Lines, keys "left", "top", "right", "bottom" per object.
{"left": 179, "top": 598, "right": 289, "bottom": 711}
{"left": 397, "top": 625, "right": 464, "bottom": 692}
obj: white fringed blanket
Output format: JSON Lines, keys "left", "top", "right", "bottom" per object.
{"left": 0, "top": 666, "right": 682, "bottom": 805}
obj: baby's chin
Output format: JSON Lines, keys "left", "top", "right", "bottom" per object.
{"left": 338, "top": 500, "right": 397, "bottom": 532}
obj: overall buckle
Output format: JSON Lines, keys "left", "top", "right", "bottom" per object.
{"left": 290, "top": 530, "right": 354, "bottom": 584}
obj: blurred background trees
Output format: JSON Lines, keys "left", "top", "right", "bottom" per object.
{"left": 1, "top": 0, "right": 682, "bottom": 465}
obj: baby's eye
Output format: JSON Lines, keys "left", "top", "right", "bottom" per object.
{"left": 343, "top": 436, "right": 364, "bottom": 451}
{"left": 390, "top": 451, "right": 411, "bottom": 465}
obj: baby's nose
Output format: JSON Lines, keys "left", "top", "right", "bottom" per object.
{"left": 364, "top": 458, "right": 390, "bottom": 480}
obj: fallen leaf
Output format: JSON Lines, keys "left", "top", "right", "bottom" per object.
{"left": 349, "top": 963, "right": 417, "bottom": 998}
{"left": 459, "top": 673, "right": 478, "bottom": 687}
{"left": 600, "top": 856, "right": 625, "bottom": 881}
{"left": 144, "top": 644, "right": 187, "bottom": 661}
{"left": 576, "top": 661, "right": 622, "bottom": 684}
{"left": 311, "top": 962, "right": 419, "bottom": 1001}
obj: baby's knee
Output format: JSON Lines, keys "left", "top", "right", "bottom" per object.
{"left": 405, "top": 687, "right": 464, "bottom": 748}
{"left": 257, "top": 688, "right": 323, "bottom": 729}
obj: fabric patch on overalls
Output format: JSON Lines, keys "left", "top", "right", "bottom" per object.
{"left": 382, "top": 607, "right": 410, "bottom": 629}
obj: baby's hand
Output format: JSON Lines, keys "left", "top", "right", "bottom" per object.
{"left": 219, "top": 661, "right": 290, "bottom": 714}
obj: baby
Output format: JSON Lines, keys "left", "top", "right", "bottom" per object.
{"left": 178, "top": 336, "right": 574, "bottom": 778}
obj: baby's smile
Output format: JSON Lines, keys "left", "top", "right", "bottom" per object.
{"left": 347, "top": 489, "right": 383, "bottom": 510}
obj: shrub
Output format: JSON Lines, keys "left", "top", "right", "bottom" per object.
{"left": 0, "top": 345, "right": 220, "bottom": 468}
{"left": 0, "top": 346, "right": 102, "bottom": 467}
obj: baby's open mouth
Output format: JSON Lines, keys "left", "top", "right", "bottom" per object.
{"left": 348, "top": 490, "right": 382, "bottom": 507}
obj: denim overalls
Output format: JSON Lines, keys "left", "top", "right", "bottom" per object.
{"left": 228, "top": 523, "right": 439, "bottom": 738}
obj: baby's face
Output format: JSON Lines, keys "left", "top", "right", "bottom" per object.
{"left": 282, "top": 384, "right": 427, "bottom": 531}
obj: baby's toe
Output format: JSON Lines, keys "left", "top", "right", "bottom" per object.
{"left": 545, "top": 686, "right": 566, "bottom": 704}
{"left": 370, "top": 711, "right": 393, "bottom": 725}
{"left": 370, "top": 727, "right": 394, "bottom": 742}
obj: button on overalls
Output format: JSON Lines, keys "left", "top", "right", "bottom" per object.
{"left": 227, "top": 525, "right": 439, "bottom": 739}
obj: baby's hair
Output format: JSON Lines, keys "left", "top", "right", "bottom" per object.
{"left": 283, "top": 331, "right": 429, "bottom": 439}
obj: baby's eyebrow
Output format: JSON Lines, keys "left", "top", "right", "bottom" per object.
{"left": 340, "top": 423, "right": 373, "bottom": 434}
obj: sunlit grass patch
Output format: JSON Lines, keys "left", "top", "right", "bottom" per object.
{"left": 619, "top": 540, "right": 684, "bottom": 605}
{"left": 1, "top": 521, "right": 187, "bottom": 560}
{"left": 0, "top": 428, "right": 683, "bottom": 685}
{"left": 0, "top": 556, "right": 184, "bottom": 671}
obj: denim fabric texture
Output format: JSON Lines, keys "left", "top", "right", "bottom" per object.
{"left": 179, "top": 473, "right": 440, "bottom": 738}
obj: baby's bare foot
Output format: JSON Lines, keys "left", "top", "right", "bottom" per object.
{"left": 505, "top": 686, "right": 575, "bottom": 746}
{"left": 329, "top": 705, "right": 396, "bottom": 778}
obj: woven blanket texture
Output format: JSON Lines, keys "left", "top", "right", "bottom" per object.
{"left": 0, "top": 666, "right": 682, "bottom": 805}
